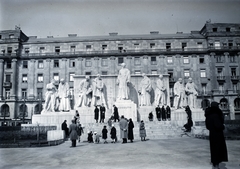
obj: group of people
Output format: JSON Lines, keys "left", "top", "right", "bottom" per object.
{"left": 94, "top": 104, "right": 106, "bottom": 123}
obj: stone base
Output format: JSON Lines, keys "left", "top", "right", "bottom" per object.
{"left": 114, "top": 100, "right": 137, "bottom": 121}
{"left": 138, "top": 106, "right": 155, "bottom": 122}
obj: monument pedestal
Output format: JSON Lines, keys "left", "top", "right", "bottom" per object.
{"left": 114, "top": 100, "right": 137, "bottom": 121}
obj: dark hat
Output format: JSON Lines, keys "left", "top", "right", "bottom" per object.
{"left": 211, "top": 101, "right": 219, "bottom": 108}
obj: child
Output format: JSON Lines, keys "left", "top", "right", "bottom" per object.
{"left": 77, "top": 123, "right": 84, "bottom": 142}
{"left": 102, "top": 125, "right": 108, "bottom": 144}
{"left": 94, "top": 132, "right": 101, "bottom": 144}
{"left": 110, "top": 124, "right": 117, "bottom": 143}
{"left": 87, "top": 131, "right": 94, "bottom": 143}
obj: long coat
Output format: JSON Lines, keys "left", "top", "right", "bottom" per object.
{"left": 102, "top": 128, "right": 108, "bottom": 139}
{"left": 128, "top": 120, "right": 134, "bottom": 140}
{"left": 94, "top": 107, "right": 99, "bottom": 120}
{"left": 205, "top": 105, "right": 228, "bottom": 165}
{"left": 119, "top": 118, "right": 128, "bottom": 139}
{"left": 69, "top": 123, "right": 78, "bottom": 140}
{"left": 139, "top": 122, "right": 146, "bottom": 137}
{"left": 110, "top": 126, "right": 117, "bottom": 139}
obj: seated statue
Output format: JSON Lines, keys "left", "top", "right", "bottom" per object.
{"left": 78, "top": 76, "right": 92, "bottom": 107}
{"left": 43, "top": 79, "right": 59, "bottom": 112}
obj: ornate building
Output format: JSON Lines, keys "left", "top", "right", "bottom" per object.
{"left": 0, "top": 22, "right": 240, "bottom": 126}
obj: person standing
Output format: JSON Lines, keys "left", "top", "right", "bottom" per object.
{"left": 102, "top": 125, "right": 108, "bottom": 144}
{"left": 100, "top": 104, "right": 106, "bottom": 123}
{"left": 205, "top": 101, "right": 228, "bottom": 169}
{"left": 77, "top": 123, "right": 84, "bottom": 142}
{"left": 69, "top": 119, "right": 78, "bottom": 147}
{"left": 183, "top": 106, "right": 193, "bottom": 132}
{"left": 139, "top": 120, "right": 146, "bottom": 141}
{"left": 94, "top": 106, "right": 99, "bottom": 123}
{"left": 155, "top": 105, "right": 161, "bottom": 121}
{"left": 166, "top": 105, "right": 171, "bottom": 120}
{"left": 113, "top": 105, "right": 119, "bottom": 122}
{"left": 110, "top": 124, "right": 117, "bottom": 143}
{"left": 116, "top": 63, "right": 131, "bottom": 100}
{"left": 61, "top": 120, "right": 69, "bottom": 139}
{"left": 128, "top": 118, "right": 134, "bottom": 143}
{"left": 119, "top": 115, "right": 128, "bottom": 143}
{"left": 74, "top": 110, "right": 80, "bottom": 124}
{"left": 161, "top": 106, "right": 166, "bottom": 121}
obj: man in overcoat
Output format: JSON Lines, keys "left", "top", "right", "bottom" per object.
{"left": 69, "top": 119, "right": 78, "bottom": 147}
{"left": 119, "top": 115, "right": 128, "bottom": 143}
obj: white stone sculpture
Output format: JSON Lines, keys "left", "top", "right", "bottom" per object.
{"left": 92, "top": 74, "right": 106, "bottom": 107}
{"left": 138, "top": 73, "right": 152, "bottom": 106}
{"left": 173, "top": 78, "right": 186, "bottom": 109}
{"left": 116, "top": 63, "right": 131, "bottom": 100}
{"left": 58, "top": 78, "right": 71, "bottom": 111}
{"left": 185, "top": 77, "right": 198, "bottom": 108}
{"left": 154, "top": 74, "right": 166, "bottom": 106}
{"left": 78, "top": 75, "right": 92, "bottom": 107}
{"left": 43, "top": 79, "right": 59, "bottom": 112}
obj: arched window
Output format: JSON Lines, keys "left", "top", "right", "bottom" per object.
{"left": 0, "top": 104, "right": 10, "bottom": 117}
{"left": 234, "top": 98, "right": 240, "bottom": 110}
{"left": 19, "top": 104, "right": 28, "bottom": 117}
{"left": 34, "top": 104, "right": 42, "bottom": 114}
{"left": 219, "top": 98, "right": 228, "bottom": 109}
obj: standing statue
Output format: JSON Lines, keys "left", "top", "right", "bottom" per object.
{"left": 58, "top": 78, "right": 71, "bottom": 111}
{"left": 138, "top": 73, "right": 152, "bottom": 106}
{"left": 173, "top": 78, "right": 186, "bottom": 109}
{"left": 92, "top": 74, "right": 106, "bottom": 107}
{"left": 43, "top": 79, "right": 59, "bottom": 112}
{"left": 154, "top": 74, "right": 166, "bottom": 106}
{"left": 78, "top": 76, "right": 92, "bottom": 107}
{"left": 116, "top": 63, "right": 131, "bottom": 100}
{"left": 185, "top": 77, "right": 198, "bottom": 108}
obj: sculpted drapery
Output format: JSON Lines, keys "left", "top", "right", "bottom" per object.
{"left": 155, "top": 74, "right": 166, "bottom": 106}
{"left": 92, "top": 74, "right": 106, "bottom": 107}
{"left": 58, "top": 79, "right": 71, "bottom": 111}
{"left": 139, "top": 73, "right": 152, "bottom": 106}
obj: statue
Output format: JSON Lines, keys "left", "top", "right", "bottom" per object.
{"left": 173, "top": 78, "right": 185, "bottom": 109}
{"left": 185, "top": 77, "right": 198, "bottom": 108}
{"left": 116, "top": 63, "right": 130, "bottom": 100}
{"left": 58, "top": 78, "right": 71, "bottom": 111}
{"left": 92, "top": 74, "right": 106, "bottom": 107}
{"left": 138, "top": 73, "right": 152, "bottom": 106}
{"left": 78, "top": 76, "right": 92, "bottom": 107}
{"left": 154, "top": 74, "right": 166, "bottom": 106}
{"left": 43, "top": 79, "right": 59, "bottom": 112}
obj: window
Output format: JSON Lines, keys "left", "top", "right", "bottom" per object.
{"left": 70, "top": 46, "right": 76, "bottom": 53}
{"left": 167, "top": 56, "right": 173, "bottom": 64}
{"left": 6, "top": 74, "right": 11, "bottom": 82}
{"left": 85, "top": 72, "right": 91, "bottom": 75}
{"left": 118, "top": 57, "right": 124, "bottom": 65}
{"left": 183, "top": 56, "right": 189, "bottom": 64}
{"left": 22, "top": 89, "right": 27, "bottom": 99}
{"left": 101, "top": 58, "right": 108, "bottom": 67}
{"left": 86, "top": 45, "right": 92, "bottom": 50}
{"left": 150, "top": 43, "right": 155, "bottom": 48}
{"left": 40, "top": 47, "right": 45, "bottom": 53}
{"left": 102, "top": 71, "right": 108, "bottom": 75}
{"left": 231, "top": 68, "right": 237, "bottom": 77}
{"left": 218, "top": 84, "right": 224, "bottom": 93}
{"left": 54, "top": 60, "right": 59, "bottom": 68}
{"left": 217, "top": 68, "right": 224, "bottom": 77}
{"left": 168, "top": 70, "right": 173, "bottom": 79}
{"left": 5, "top": 89, "right": 10, "bottom": 99}
{"left": 9, "top": 34, "right": 14, "bottom": 38}
{"left": 102, "top": 45, "right": 107, "bottom": 50}
{"left": 134, "top": 57, "right": 141, "bottom": 65}
{"left": 134, "top": 70, "right": 141, "bottom": 75}
{"left": 214, "top": 41, "right": 220, "bottom": 49}
{"left": 23, "top": 61, "right": 28, "bottom": 68}
{"left": 184, "top": 70, "right": 190, "bottom": 77}
{"left": 151, "top": 56, "right": 156, "bottom": 65}
{"left": 134, "top": 43, "right": 139, "bottom": 50}
{"left": 202, "top": 84, "right": 207, "bottom": 94}
{"left": 0, "top": 35, "right": 1, "bottom": 39}
{"left": 85, "top": 58, "right": 92, "bottom": 67}
{"left": 228, "top": 42, "right": 233, "bottom": 49}
{"left": 229, "top": 56, "right": 236, "bottom": 63}
{"left": 199, "top": 57, "right": 205, "bottom": 64}
{"left": 182, "top": 43, "right": 187, "bottom": 51}
{"left": 38, "top": 60, "right": 43, "bottom": 69}
{"left": 37, "top": 88, "right": 43, "bottom": 99}
{"left": 6, "top": 61, "right": 11, "bottom": 69}
{"left": 166, "top": 43, "right": 171, "bottom": 51}
{"left": 212, "top": 28, "right": 217, "bottom": 32}
{"left": 53, "top": 73, "right": 59, "bottom": 81}
{"left": 70, "top": 59, "right": 75, "bottom": 67}
{"left": 25, "top": 48, "right": 29, "bottom": 54}
{"left": 200, "top": 69, "right": 206, "bottom": 78}
{"left": 118, "top": 44, "right": 123, "bottom": 53}
{"left": 55, "top": 46, "right": 60, "bottom": 53}
{"left": 37, "top": 74, "right": 43, "bottom": 82}
{"left": 233, "top": 83, "right": 238, "bottom": 93}
{"left": 69, "top": 73, "right": 75, "bottom": 82}
{"left": 226, "top": 27, "right": 230, "bottom": 32}
{"left": 22, "top": 74, "right": 28, "bottom": 83}
{"left": 209, "top": 43, "right": 213, "bottom": 48}
{"left": 151, "top": 70, "right": 157, "bottom": 74}
{"left": 216, "top": 56, "right": 224, "bottom": 63}
{"left": 7, "top": 47, "right": 12, "bottom": 54}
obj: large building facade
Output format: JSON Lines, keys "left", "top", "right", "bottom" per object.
{"left": 0, "top": 22, "right": 240, "bottom": 126}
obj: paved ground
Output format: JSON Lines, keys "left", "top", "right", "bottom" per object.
{"left": 0, "top": 137, "right": 239, "bottom": 169}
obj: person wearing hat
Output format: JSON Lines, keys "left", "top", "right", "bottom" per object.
{"left": 139, "top": 120, "right": 146, "bottom": 141}
{"left": 119, "top": 115, "right": 128, "bottom": 143}
{"left": 58, "top": 78, "right": 71, "bottom": 111}
{"left": 116, "top": 63, "right": 131, "bottom": 100}
{"left": 110, "top": 124, "right": 117, "bottom": 143}
{"left": 185, "top": 77, "right": 198, "bottom": 108}
{"left": 205, "top": 101, "right": 228, "bottom": 169}
{"left": 69, "top": 119, "right": 78, "bottom": 147}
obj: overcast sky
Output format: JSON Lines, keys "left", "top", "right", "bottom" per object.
{"left": 1, "top": 0, "right": 240, "bottom": 38}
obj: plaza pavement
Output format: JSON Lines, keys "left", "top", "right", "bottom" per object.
{"left": 0, "top": 137, "right": 239, "bottom": 169}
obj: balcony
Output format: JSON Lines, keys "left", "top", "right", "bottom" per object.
{"left": 216, "top": 76, "right": 226, "bottom": 83}
{"left": 231, "top": 76, "right": 240, "bottom": 83}
{"left": 3, "top": 82, "right": 12, "bottom": 88}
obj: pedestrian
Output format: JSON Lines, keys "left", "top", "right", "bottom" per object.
{"left": 100, "top": 104, "right": 106, "bottom": 123}
{"left": 155, "top": 105, "right": 161, "bottom": 121}
{"left": 61, "top": 120, "right": 69, "bottom": 139}
{"left": 110, "top": 124, "right": 117, "bottom": 143}
{"left": 139, "top": 120, "right": 146, "bottom": 141}
{"left": 148, "top": 112, "right": 153, "bottom": 121}
{"left": 161, "top": 105, "right": 166, "bottom": 121}
{"left": 74, "top": 110, "right": 80, "bottom": 124}
{"left": 77, "top": 122, "right": 84, "bottom": 142}
{"left": 88, "top": 131, "right": 94, "bottom": 143}
{"left": 119, "top": 115, "right": 128, "bottom": 143}
{"left": 94, "top": 106, "right": 99, "bottom": 123}
{"left": 113, "top": 105, "right": 119, "bottom": 122}
{"left": 108, "top": 116, "right": 113, "bottom": 129}
{"left": 183, "top": 105, "right": 193, "bottom": 132}
{"left": 94, "top": 132, "right": 101, "bottom": 144}
{"left": 69, "top": 119, "right": 78, "bottom": 147}
{"left": 166, "top": 105, "right": 171, "bottom": 120}
{"left": 102, "top": 125, "right": 108, "bottom": 143}
{"left": 128, "top": 118, "right": 134, "bottom": 143}
{"left": 205, "top": 101, "right": 228, "bottom": 169}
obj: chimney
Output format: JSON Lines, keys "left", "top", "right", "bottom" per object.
{"left": 68, "top": 34, "right": 77, "bottom": 37}
{"left": 47, "top": 36, "right": 54, "bottom": 38}
{"left": 150, "top": 31, "right": 159, "bottom": 35}
{"left": 109, "top": 32, "right": 118, "bottom": 36}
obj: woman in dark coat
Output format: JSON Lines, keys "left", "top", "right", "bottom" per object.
{"left": 102, "top": 125, "right": 108, "bottom": 143}
{"left": 110, "top": 124, "right": 117, "bottom": 143}
{"left": 161, "top": 106, "right": 166, "bottom": 121}
{"left": 94, "top": 106, "right": 99, "bottom": 123}
{"left": 205, "top": 101, "right": 228, "bottom": 169}
{"left": 69, "top": 119, "right": 78, "bottom": 147}
{"left": 128, "top": 118, "right": 134, "bottom": 142}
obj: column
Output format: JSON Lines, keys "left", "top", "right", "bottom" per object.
{"left": 126, "top": 56, "right": 132, "bottom": 74}
{"left": 10, "top": 59, "right": 17, "bottom": 100}
{"left": 110, "top": 56, "right": 116, "bottom": 74}
{"left": 28, "top": 59, "right": 35, "bottom": 100}
{"left": 94, "top": 57, "right": 99, "bottom": 75}
{"left": 142, "top": 55, "right": 148, "bottom": 74}
{"left": 0, "top": 59, "right": 4, "bottom": 100}
{"left": 77, "top": 57, "right": 83, "bottom": 75}
{"left": 61, "top": 58, "right": 67, "bottom": 80}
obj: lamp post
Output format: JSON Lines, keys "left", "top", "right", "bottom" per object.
{"left": 22, "top": 97, "right": 25, "bottom": 124}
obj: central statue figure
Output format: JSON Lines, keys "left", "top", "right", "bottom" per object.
{"left": 116, "top": 63, "right": 131, "bottom": 100}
